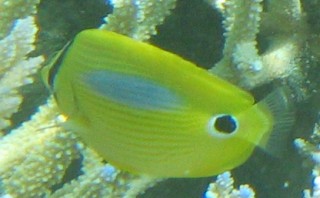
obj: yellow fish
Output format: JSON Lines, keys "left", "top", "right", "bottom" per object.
{"left": 42, "top": 29, "right": 293, "bottom": 178}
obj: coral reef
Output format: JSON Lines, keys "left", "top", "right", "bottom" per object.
{"left": 295, "top": 117, "right": 320, "bottom": 198}
{"left": 204, "top": 172, "right": 255, "bottom": 198}
{"left": 0, "top": 0, "right": 319, "bottom": 197}
{"left": 0, "top": 16, "right": 44, "bottom": 132}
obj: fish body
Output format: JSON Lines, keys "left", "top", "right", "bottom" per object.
{"left": 42, "top": 29, "right": 285, "bottom": 178}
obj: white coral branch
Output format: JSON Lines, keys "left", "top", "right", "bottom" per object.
{"left": 100, "top": 0, "right": 177, "bottom": 41}
{"left": 0, "top": 16, "right": 44, "bottom": 130}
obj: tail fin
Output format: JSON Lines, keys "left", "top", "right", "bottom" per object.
{"left": 257, "top": 88, "right": 295, "bottom": 157}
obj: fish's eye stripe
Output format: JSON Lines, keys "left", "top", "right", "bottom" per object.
{"left": 48, "top": 41, "right": 73, "bottom": 88}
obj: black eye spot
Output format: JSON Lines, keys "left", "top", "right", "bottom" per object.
{"left": 214, "top": 115, "right": 237, "bottom": 134}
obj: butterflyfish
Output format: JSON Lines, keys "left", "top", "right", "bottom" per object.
{"left": 41, "top": 29, "right": 293, "bottom": 178}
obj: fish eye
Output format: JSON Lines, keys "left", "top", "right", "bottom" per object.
{"left": 208, "top": 114, "right": 238, "bottom": 137}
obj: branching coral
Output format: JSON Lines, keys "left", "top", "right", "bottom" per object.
{"left": 295, "top": 118, "right": 320, "bottom": 198}
{"left": 204, "top": 172, "right": 255, "bottom": 198}
{"left": 0, "top": 0, "right": 40, "bottom": 38}
{"left": 0, "top": 16, "right": 44, "bottom": 132}
{"left": 0, "top": 98, "right": 79, "bottom": 197}
{"left": 100, "top": 0, "right": 177, "bottom": 41}
{"left": 207, "top": 0, "right": 307, "bottom": 93}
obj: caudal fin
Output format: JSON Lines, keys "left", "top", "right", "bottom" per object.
{"left": 258, "top": 88, "right": 295, "bottom": 157}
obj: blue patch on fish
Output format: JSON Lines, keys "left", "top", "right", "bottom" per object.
{"left": 82, "top": 70, "right": 183, "bottom": 110}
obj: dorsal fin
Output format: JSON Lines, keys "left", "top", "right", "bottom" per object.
{"left": 257, "top": 88, "right": 295, "bottom": 157}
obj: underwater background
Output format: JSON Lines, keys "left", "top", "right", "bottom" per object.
{"left": 2, "top": 0, "right": 320, "bottom": 197}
